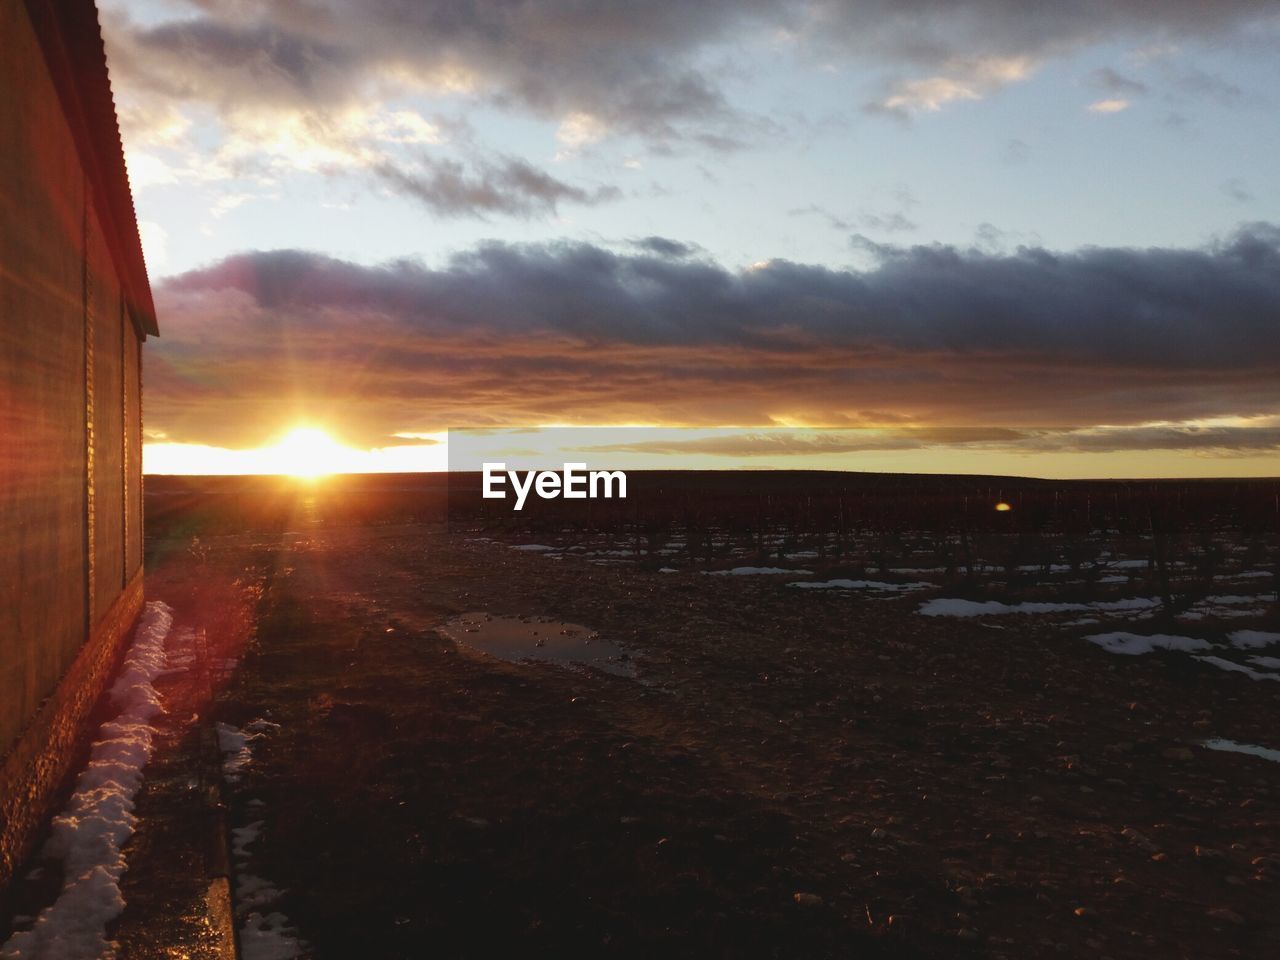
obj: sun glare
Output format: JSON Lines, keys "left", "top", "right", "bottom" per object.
{"left": 272, "top": 427, "right": 349, "bottom": 478}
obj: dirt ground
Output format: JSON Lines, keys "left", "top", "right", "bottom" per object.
{"left": 130, "top": 518, "right": 1280, "bottom": 960}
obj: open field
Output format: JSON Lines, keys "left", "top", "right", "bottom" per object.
{"left": 8, "top": 471, "right": 1280, "bottom": 958}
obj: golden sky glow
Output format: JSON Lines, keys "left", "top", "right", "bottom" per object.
{"left": 144, "top": 427, "right": 447, "bottom": 476}
{"left": 143, "top": 423, "right": 1280, "bottom": 479}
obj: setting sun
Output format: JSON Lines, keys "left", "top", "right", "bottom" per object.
{"left": 142, "top": 427, "right": 448, "bottom": 475}
{"left": 273, "top": 427, "right": 349, "bottom": 478}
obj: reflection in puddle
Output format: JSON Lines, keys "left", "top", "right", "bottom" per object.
{"left": 439, "top": 613, "right": 636, "bottom": 678}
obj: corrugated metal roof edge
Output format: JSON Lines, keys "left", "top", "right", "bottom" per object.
{"left": 23, "top": 0, "right": 160, "bottom": 338}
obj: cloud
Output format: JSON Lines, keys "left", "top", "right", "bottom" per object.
{"left": 1166, "top": 65, "right": 1247, "bottom": 106}
{"left": 804, "top": 1, "right": 1278, "bottom": 69}
{"left": 555, "top": 112, "right": 610, "bottom": 158}
{"left": 1089, "top": 67, "right": 1149, "bottom": 96}
{"left": 373, "top": 156, "right": 621, "bottom": 218}
{"left": 100, "top": 0, "right": 757, "bottom": 153}
{"left": 876, "top": 77, "right": 983, "bottom": 114}
{"left": 146, "top": 224, "right": 1280, "bottom": 447}
{"left": 138, "top": 221, "right": 169, "bottom": 272}
{"left": 1222, "top": 178, "right": 1255, "bottom": 204}
{"left": 124, "top": 150, "right": 180, "bottom": 189}
{"left": 1087, "top": 98, "right": 1131, "bottom": 113}
{"left": 115, "top": 98, "right": 621, "bottom": 221}
{"left": 631, "top": 237, "right": 701, "bottom": 258}
{"left": 972, "top": 223, "right": 1042, "bottom": 253}
{"left": 582, "top": 426, "right": 1033, "bottom": 458}
{"left": 1001, "top": 139, "right": 1030, "bottom": 164}
{"left": 789, "top": 204, "right": 852, "bottom": 230}
{"left": 1024, "top": 421, "right": 1280, "bottom": 454}
{"left": 789, "top": 204, "right": 917, "bottom": 234}
{"left": 855, "top": 211, "right": 918, "bottom": 233}
{"left": 101, "top": 0, "right": 1280, "bottom": 157}
{"left": 580, "top": 422, "right": 1280, "bottom": 458}
{"left": 869, "top": 55, "right": 1035, "bottom": 116}
{"left": 825, "top": 2, "right": 1277, "bottom": 115}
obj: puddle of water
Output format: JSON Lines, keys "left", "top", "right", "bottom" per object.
{"left": 439, "top": 613, "right": 636, "bottom": 678}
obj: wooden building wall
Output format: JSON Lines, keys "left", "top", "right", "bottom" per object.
{"left": 0, "top": 0, "right": 149, "bottom": 881}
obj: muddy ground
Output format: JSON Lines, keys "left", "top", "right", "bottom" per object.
{"left": 129, "top": 518, "right": 1280, "bottom": 960}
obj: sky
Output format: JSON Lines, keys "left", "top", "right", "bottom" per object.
{"left": 97, "top": 0, "right": 1280, "bottom": 477}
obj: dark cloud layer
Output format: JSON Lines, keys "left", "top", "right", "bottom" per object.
{"left": 808, "top": 1, "right": 1278, "bottom": 63}
{"left": 148, "top": 225, "right": 1280, "bottom": 448}
{"left": 102, "top": 1, "right": 1280, "bottom": 219}
{"left": 106, "top": 1, "right": 1280, "bottom": 137}
{"left": 104, "top": 0, "right": 758, "bottom": 144}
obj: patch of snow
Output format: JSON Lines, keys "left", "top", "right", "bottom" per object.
{"left": 1192, "top": 656, "right": 1280, "bottom": 682}
{"left": 236, "top": 874, "right": 284, "bottom": 914}
{"left": 216, "top": 723, "right": 254, "bottom": 781}
{"left": 1229, "top": 630, "right": 1280, "bottom": 649}
{"left": 791, "top": 579, "right": 931, "bottom": 592}
{"left": 231, "top": 822, "right": 264, "bottom": 861}
{"left": 705, "top": 566, "right": 813, "bottom": 576}
{"left": 216, "top": 720, "right": 282, "bottom": 784}
{"left": 1085, "top": 631, "right": 1212, "bottom": 656}
{"left": 240, "top": 911, "right": 306, "bottom": 960}
{"left": 920, "top": 596, "right": 1161, "bottom": 617}
{"left": 1, "top": 602, "right": 173, "bottom": 960}
{"left": 1202, "top": 738, "right": 1280, "bottom": 763}
{"left": 219, "top": 724, "right": 306, "bottom": 960}
{"left": 1194, "top": 605, "right": 1266, "bottom": 619}
{"left": 658, "top": 567, "right": 678, "bottom": 574}
{"left": 511, "top": 544, "right": 556, "bottom": 552}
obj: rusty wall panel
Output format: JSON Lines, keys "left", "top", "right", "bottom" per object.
{"left": 0, "top": 1, "right": 90, "bottom": 753}
{"left": 124, "top": 326, "right": 142, "bottom": 577}
{"left": 89, "top": 202, "right": 124, "bottom": 622}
